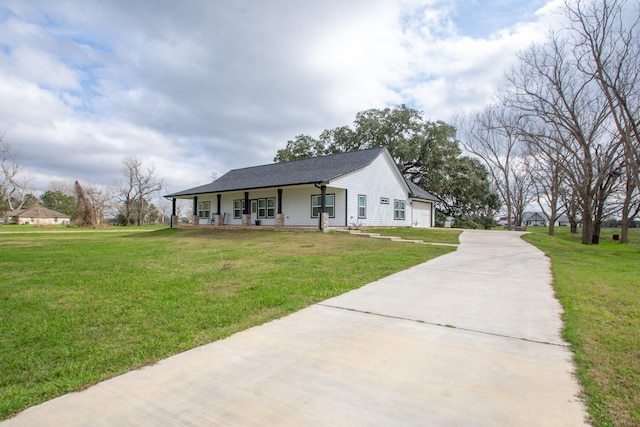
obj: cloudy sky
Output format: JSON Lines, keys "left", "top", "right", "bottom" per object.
{"left": 0, "top": 0, "right": 563, "bottom": 196}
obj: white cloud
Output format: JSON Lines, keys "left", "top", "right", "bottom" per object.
{"left": 0, "top": 0, "right": 565, "bottom": 199}
{"left": 9, "top": 46, "right": 82, "bottom": 91}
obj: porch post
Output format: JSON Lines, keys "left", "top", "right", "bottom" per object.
{"left": 192, "top": 196, "right": 199, "bottom": 226}
{"left": 170, "top": 198, "right": 177, "bottom": 228}
{"left": 275, "top": 188, "right": 285, "bottom": 228}
{"left": 320, "top": 185, "right": 327, "bottom": 231}
{"left": 277, "top": 189, "right": 283, "bottom": 214}
{"left": 212, "top": 194, "right": 222, "bottom": 226}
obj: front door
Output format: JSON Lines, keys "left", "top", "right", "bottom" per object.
{"left": 251, "top": 200, "right": 258, "bottom": 224}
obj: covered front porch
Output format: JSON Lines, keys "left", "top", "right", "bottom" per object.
{"left": 168, "top": 184, "right": 336, "bottom": 231}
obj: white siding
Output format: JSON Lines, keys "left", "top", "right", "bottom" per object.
{"left": 410, "top": 200, "right": 433, "bottom": 228}
{"left": 277, "top": 186, "right": 346, "bottom": 227}
{"left": 14, "top": 216, "right": 70, "bottom": 226}
{"left": 198, "top": 186, "right": 346, "bottom": 227}
{"left": 331, "top": 151, "right": 412, "bottom": 227}
{"left": 214, "top": 189, "right": 281, "bottom": 226}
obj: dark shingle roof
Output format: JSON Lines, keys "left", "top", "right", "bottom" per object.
{"left": 167, "top": 147, "right": 387, "bottom": 197}
{"left": 406, "top": 181, "right": 439, "bottom": 202}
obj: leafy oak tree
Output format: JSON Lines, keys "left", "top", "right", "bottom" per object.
{"left": 274, "top": 105, "right": 500, "bottom": 225}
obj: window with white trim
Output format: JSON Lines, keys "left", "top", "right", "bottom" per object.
{"left": 233, "top": 199, "right": 245, "bottom": 219}
{"left": 394, "top": 199, "right": 406, "bottom": 220}
{"left": 358, "top": 195, "right": 366, "bottom": 219}
{"left": 311, "top": 194, "right": 335, "bottom": 218}
{"left": 267, "top": 197, "right": 275, "bottom": 218}
{"left": 198, "top": 201, "right": 211, "bottom": 218}
{"left": 256, "top": 198, "right": 276, "bottom": 219}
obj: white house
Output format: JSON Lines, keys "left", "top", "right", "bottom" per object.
{"left": 6, "top": 206, "right": 71, "bottom": 226}
{"left": 555, "top": 215, "right": 571, "bottom": 227}
{"left": 522, "top": 211, "right": 548, "bottom": 226}
{"left": 166, "top": 147, "right": 438, "bottom": 229}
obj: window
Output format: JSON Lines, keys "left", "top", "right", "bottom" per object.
{"left": 233, "top": 199, "right": 245, "bottom": 219}
{"left": 253, "top": 198, "right": 276, "bottom": 219}
{"left": 267, "top": 198, "right": 275, "bottom": 218}
{"left": 258, "top": 199, "right": 266, "bottom": 218}
{"left": 394, "top": 199, "right": 406, "bottom": 220}
{"left": 311, "top": 194, "right": 335, "bottom": 218}
{"left": 198, "top": 201, "right": 211, "bottom": 218}
{"left": 358, "top": 195, "right": 367, "bottom": 219}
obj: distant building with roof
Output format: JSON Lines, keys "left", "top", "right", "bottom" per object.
{"left": 6, "top": 206, "right": 71, "bottom": 226}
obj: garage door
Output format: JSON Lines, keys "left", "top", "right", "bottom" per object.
{"left": 411, "top": 201, "right": 432, "bottom": 228}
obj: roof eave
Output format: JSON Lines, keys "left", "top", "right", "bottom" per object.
{"left": 165, "top": 180, "right": 326, "bottom": 198}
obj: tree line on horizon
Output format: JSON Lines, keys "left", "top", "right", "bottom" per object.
{"left": 458, "top": 0, "right": 639, "bottom": 245}
{"left": 275, "top": 0, "right": 640, "bottom": 245}
{"left": 0, "top": 143, "right": 169, "bottom": 227}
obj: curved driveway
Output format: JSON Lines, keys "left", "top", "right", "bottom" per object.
{"left": 3, "top": 230, "right": 588, "bottom": 426}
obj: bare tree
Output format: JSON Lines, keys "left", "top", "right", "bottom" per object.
{"left": 47, "top": 180, "right": 75, "bottom": 195}
{"left": 117, "top": 157, "right": 139, "bottom": 225}
{"left": 522, "top": 126, "right": 569, "bottom": 235}
{"left": 561, "top": 186, "right": 582, "bottom": 234}
{"left": 458, "top": 105, "right": 517, "bottom": 228}
{"left": 505, "top": 29, "right": 622, "bottom": 244}
{"left": 1, "top": 140, "right": 31, "bottom": 214}
{"left": 117, "top": 157, "right": 165, "bottom": 226}
{"left": 510, "top": 157, "right": 537, "bottom": 226}
{"left": 85, "top": 184, "right": 116, "bottom": 226}
{"left": 565, "top": 0, "right": 640, "bottom": 243}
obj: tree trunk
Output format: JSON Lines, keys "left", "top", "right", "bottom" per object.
{"left": 581, "top": 204, "right": 593, "bottom": 245}
{"left": 592, "top": 218, "right": 601, "bottom": 245}
{"left": 620, "top": 216, "right": 629, "bottom": 244}
{"left": 547, "top": 203, "right": 557, "bottom": 236}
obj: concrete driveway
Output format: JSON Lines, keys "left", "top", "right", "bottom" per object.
{"left": 3, "top": 230, "right": 588, "bottom": 426}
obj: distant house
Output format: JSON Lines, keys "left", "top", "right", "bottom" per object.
{"left": 496, "top": 216, "right": 511, "bottom": 227}
{"left": 522, "top": 211, "right": 547, "bottom": 227}
{"left": 555, "top": 215, "right": 571, "bottom": 227}
{"left": 6, "top": 206, "right": 71, "bottom": 226}
{"left": 166, "top": 147, "right": 439, "bottom": 229}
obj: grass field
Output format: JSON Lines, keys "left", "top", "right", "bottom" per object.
{"left": 522, "top": 227, "right": 640, "bottom": 427}
{"left": 0, "top": 226, "right": 459, "bottom": 420}
{"left": 366, "top": 227, "right": 461, "bottom": 244}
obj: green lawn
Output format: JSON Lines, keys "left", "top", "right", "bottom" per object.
{"left": 364, "top": 227, "right": 461, "bottom": 244}
{"left": 522, "top": 227, "right": 640, "bottom": 427}
{"left": 0, "top": 224, "right": 165, "bottom": 233}
{"left": 0, "top": 226, "right": 459, "bottom": 420}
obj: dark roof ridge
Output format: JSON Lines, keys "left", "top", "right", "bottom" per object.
{"left": 226, "top": 146, "right": 386, "bottom": 174}
{"left": 166, "top": 147, "right": 388, "bottom": 197}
